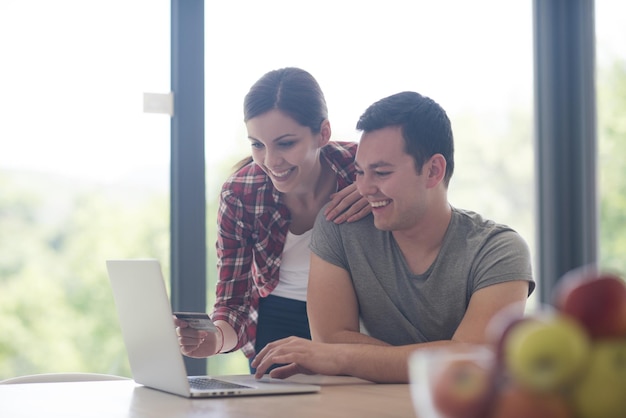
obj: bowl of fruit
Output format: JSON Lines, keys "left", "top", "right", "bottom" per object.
{"left": 409, "top": 266, "right": 626, "bottom": 418}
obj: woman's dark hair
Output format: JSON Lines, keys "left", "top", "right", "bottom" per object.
{"left": 243, "top": 67, "right": 328, "bottom": 133}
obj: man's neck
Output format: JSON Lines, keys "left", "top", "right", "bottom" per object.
{"left": 392, "top": 201, "right": 452, "bottom": 275}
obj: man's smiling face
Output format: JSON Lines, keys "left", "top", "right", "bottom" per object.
{"left": 355, "top": 126, "right": 431, "bottom": 232}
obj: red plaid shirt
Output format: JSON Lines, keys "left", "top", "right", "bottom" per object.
{"left": 211, "top": 141, "right": 358, "bottom": 358}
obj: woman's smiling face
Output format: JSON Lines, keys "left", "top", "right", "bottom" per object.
{"left": 246, "top": 109, "right": 327, "bottom": 194}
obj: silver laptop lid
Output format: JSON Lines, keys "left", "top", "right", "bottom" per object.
{"left": 106, "top": 259, "right": 191, "bottom": 397}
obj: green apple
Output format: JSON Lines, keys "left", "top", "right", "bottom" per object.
{"left": 503, "top": 314, "right": 591, "bottom": 392}
{"left": 570, "top": 339, "right": 626, "bottom": 418}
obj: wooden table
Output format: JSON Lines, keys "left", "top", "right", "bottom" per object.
{"left": 0, "top": 376, "right": 417, "bottom": 418}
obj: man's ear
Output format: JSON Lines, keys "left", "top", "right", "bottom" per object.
{"left": 318, "top": 119, "right": 332, "bottom": 146}
{"left": 425, "top": 154, "right": 447, "bottom": 188}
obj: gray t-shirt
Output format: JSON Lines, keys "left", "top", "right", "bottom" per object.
{"left": 310, "top": 206, "right": 534, "bottom": 346}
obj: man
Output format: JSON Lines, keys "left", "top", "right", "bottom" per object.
{"left": 251, "top": 91, "right": 534, "bottom": 383}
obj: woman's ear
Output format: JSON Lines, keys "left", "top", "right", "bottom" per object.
{"left": 425, "top": 154, "right": 447, "bottom": 188}
{"left": 318, "top": 119, "right": 332, "bottom": 146}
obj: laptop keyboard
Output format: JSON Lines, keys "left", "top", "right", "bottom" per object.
{"left": 188, "top": 377, "right": 251, "bottom": 390}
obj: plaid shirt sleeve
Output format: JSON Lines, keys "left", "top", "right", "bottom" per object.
{"left": 210, "top": 164, "right": 289, "bottom": 356}
{"left": 211, "top": 171, "right": 262, "bottom": 354}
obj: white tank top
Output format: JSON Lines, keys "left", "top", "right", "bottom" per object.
{"left": 271, "top": 229, "right": 312, "bottom": 301}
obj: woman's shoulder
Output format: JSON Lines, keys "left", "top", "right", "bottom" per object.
{"left": 322, "top": 141, "right": 358, "bottom": 185}
{"left": 322, "top": 141, "right": 358, "bottom": 159}
{"left": 220, "top": 162, "right": 275, "bottom": 202}
{"left": 223, "top": 160, "right": 264, "bottom": 185}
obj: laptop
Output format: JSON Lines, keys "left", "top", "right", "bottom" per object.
{"left": 106, "top": 259, "right": 320, "bottom": 398}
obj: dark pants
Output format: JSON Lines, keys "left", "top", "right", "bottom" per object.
{"left": 249, "top": 294, "right": 311, "bottom": 373}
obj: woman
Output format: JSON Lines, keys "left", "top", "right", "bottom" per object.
{"left": 176, "top": 67, "right": 368, "bottom": 369}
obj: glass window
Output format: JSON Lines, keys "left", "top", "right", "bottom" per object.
{"left": 596, "top": 0, "right": 626, "bottom": 276}
{"left": 0, "top": 0, "right": 170, "bottom": 378}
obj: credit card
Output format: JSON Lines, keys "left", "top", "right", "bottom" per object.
{"left": 173, "top": 312, "right": 217, "bottom": 332}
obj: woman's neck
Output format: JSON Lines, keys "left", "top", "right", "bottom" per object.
{"left": 283, "top": 158, "right": 336, "bottom": 234}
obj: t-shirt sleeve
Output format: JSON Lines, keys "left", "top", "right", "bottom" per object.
{"left": 471, "top": 228, "right": 535, "bottom": 296}
{"left": 310, "top": 204, "right": 349, "bottom": 271}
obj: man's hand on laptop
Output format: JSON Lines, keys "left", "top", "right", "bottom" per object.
{"left": 251, "top": 337, "right": 344, "bottom": 379}
{"left": 174, "top": 316, "right": 222, "bottom": 358}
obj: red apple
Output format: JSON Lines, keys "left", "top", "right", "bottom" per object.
{"left": 431, "top": 353, "right": 496, "bottom": 418}
{"left": 488, "top": 382, "right": 574, "bottom": 418}
{"left": 553, "top": 266, "right": 626, "bottom": 339}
